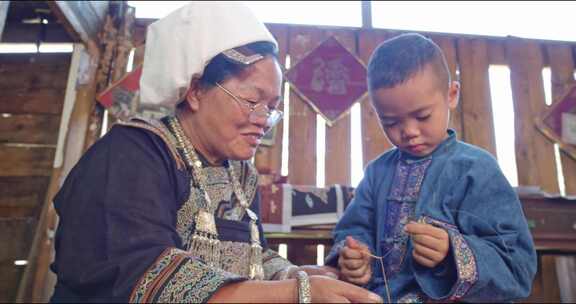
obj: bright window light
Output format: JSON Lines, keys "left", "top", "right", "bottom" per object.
{"left": 350, "top": 102, "right": 364, "bottom": 187}
{"left": 542, "top": 67, "right": 552, "bottom": 106}
{"left": 39, "top": 43, "right": 74, "bottom": 53}
{"left": 0, "top": 43, "right": 38, "bottom": 53}
{"left": 372, "top": 1, "right": 576, "bottom": 42}
{"left": 278, "top": 243, "right": 288, "bottom": 259}
{"left": 129, "top": 1, "right": 362, "bottom": 27}
{"left": 0, "top": 43, "right": 73, "bottom": 53}
{"left": 489, "top": 65, "right": 518, "bottom": 187}
{"left": 317, "top": 115, "right": 326, "bottom": 188}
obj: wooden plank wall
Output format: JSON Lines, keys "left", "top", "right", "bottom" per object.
{"left": 245, "top": 25, "right": 576, "bottom": 198}
{"left": 0, "top": 53, "right": 70, "bottom": 302}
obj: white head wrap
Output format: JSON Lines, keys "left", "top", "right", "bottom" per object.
{"left": 139, "top": 2, "right": 278, "bottom": 107}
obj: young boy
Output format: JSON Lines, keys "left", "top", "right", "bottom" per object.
{"left": 324, "top": 33, "right": 537, "bottom": 302}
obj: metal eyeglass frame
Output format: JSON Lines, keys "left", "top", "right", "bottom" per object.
{"left": 214, "top": 82, "right": 283, "bottom": 128}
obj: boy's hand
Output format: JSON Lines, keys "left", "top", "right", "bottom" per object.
{"left": 338, "top": 236, "right": 372, "bottom": 285}
{"left": 405, "top": 222, "right": 450, "bottom": 268}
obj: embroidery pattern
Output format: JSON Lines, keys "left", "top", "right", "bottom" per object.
{"left": 421, "top": 216, "right": 478, "bottom": 300}
{"left": 397, "top": 292, "right": 427, "bottom": 303}
{"left": 130, "top": 248, "right": 242, "bottom": 303}
{"left": 382, "top": 158, "right": 432, "bottom": 277}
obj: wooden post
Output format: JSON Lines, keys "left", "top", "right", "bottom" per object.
{"left": 0, "top": 1, "right": 9, "bottom": 41}
{"left": 358, "top": 29, "right": 392, "bottom": 168}
{"left": 457, "top": 38, "right": 497, "bottom": 156}
{"left": 546, "top": 45, "right": 576, "bottom": 196}
{"left": 323, "top": 30, "right": 355, "bottom": 187}
{"left": 431, "top": 36, "right": 464, "bottom": 139}
{"left": 361, "top": 1, "right": 372, "bottom": 29}
{"left": 507, "top": 39, "right": 559, "bottom": 193}
{"left": 287, "top": 26, "right": 320, "bottom": 186}
{"left": 254, "top": 24, "right": 288, "bottom": 176}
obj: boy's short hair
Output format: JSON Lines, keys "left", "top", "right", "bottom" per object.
{"left": 367, "top": 33, "right": 450, "bottom": 93}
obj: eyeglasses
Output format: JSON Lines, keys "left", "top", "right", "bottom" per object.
{"left": 215, "top": 82, "right": 283, "bottom": 128}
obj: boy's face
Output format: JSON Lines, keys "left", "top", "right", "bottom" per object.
{"left": 370, "top": 64, "right": 459, "bottom": 157}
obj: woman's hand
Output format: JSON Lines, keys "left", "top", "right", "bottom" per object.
{"left": 338, "top": 236, "right": 372, "bottom": 285}
{"left": 405, "top": 222, "right": 450, "bottom": 268}
{"left": 309, "top": 275, "right": 383, "bottom": 303}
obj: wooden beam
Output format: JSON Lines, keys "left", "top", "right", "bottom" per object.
{"left": 0, "top": 0, "right": 8, "bottom": 41}
{"left": 457, "top": 37, "right": 497, "bottom": 156}
{"left": 254, "top": 24, "right": 288, "bottom": 176}
{"left": 288, "top": 26, "right": 320, "bottom": 186}
{"left": 361, "top": 1, "right": 372, "bottom": 29}
{"left": 47, "top": 1, "right": 108, "bottom": 55}
{"left": 358, "top": 30, "right": 392, "bottom": 168}
{"left": 507, "top": 39, "right": 559, "bottom": 193}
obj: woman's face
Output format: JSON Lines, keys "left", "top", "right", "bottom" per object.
{"left": 185, "top": 56, "right": 283, "bottom": 164}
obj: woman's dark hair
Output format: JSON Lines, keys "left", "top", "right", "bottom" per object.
{"left": 198, "top": 40, "right": 279, "bottom": 90}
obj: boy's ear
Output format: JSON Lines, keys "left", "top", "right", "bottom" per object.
{"left": 447, "top": 81, "right": 460, "bottom": 110}
{"left": 185, "top": 77, "right": 203, "bottom": 112}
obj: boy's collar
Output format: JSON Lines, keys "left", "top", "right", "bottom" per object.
{"left": 400, "top": 129, "right": 457, "bottom": 162}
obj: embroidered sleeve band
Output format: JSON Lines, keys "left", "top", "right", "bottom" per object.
{"left": 130, "top": 248, "right": 246, "bottom": 303}
{"left": 420, "top": 216, "right": 478, "bottom": 301}
{"left": 261, "top": 249, "right": 295, "bottom": 280}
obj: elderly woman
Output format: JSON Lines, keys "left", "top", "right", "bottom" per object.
{"left": 49, "top": 2, "right": 382, "bottom": 303}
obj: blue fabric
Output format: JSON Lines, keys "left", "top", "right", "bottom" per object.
{"left": 325, "top": 130, "right": 537, "bottom": 302}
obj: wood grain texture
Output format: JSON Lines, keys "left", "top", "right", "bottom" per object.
{"left": 357, "top": 29, "right": 392, "bottom": 168}
{"left": 0, "top": 114, "right": 60, "bottom": 145}
{"left": 323, "top": 29, "right": 354, "bottom": 186}
{"left": 507, "top": 39, "right": 559, "bottom": 193}
{"left": 287, "top": 26, "right": 321, "bottom": 185}
{"left": 254, "top": 24, "right": 288, "bottom": 176}
{"left": 0, "top": 146, "right": 55, "bottom": 177}
{"left": 457, "top": 38, "right": 497, "bottom": 156}
{"left": 546, "top": 44, "right": 576, "bottom": 195}
{"left": 431, "top": 35, "right": 464, "bottom": 139}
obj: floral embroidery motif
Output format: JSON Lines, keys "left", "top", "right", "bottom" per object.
{"left": 420, "top": 216, "right": 478, "bottom": 300}
{"left": 130, "top": 248, "right": 243, "bottom": 303}
{"left": 382, "top": 158, "right": 432, "bottom": 277}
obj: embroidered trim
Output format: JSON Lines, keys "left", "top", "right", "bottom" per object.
{"left": 130, "top": 248, "right": 243, "bottom": 303}
{"left": 382, "top": 159, "right": 432, "bottom": 278}
{"left": 388, "top": 159, "right": 432, "bottom": 202}
{"left": 262, "top": 249, "right": 294, "bottom": 280}
{"left": 117, "top": 119, "right": 185, "bottom": 170}
{"left": 420, "top": 216, "right": 478, "bottom": 301}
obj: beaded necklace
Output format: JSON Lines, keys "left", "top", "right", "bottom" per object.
{"left": 168, "top": 116, "right": 263, "bottom": 279}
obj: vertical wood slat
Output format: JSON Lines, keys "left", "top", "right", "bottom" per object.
{"left": 287, "top": 26, "right": 321, "bottom": 185}
{"left": 358, "top": 30, "right": 392, "bottom": 168}
{"left": 323, "top": 29, "right": 354, "bottom": 187}
{"left": 457, "top": 38, "right": 497, "bottom": 156}
{"left": 254, "top": 24, "right": 288, "bottom": 175}
{"left": 507, "top": 39, "right": 559, "bottom": 193}
{"left": 546, "top": 45, "right": 576, "bottom": 195}
{"left": 432, "top": 36, "right": 463, "bottom": 139}
{"left": 0, "top": 1, "right": 9, "bottom": 41}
